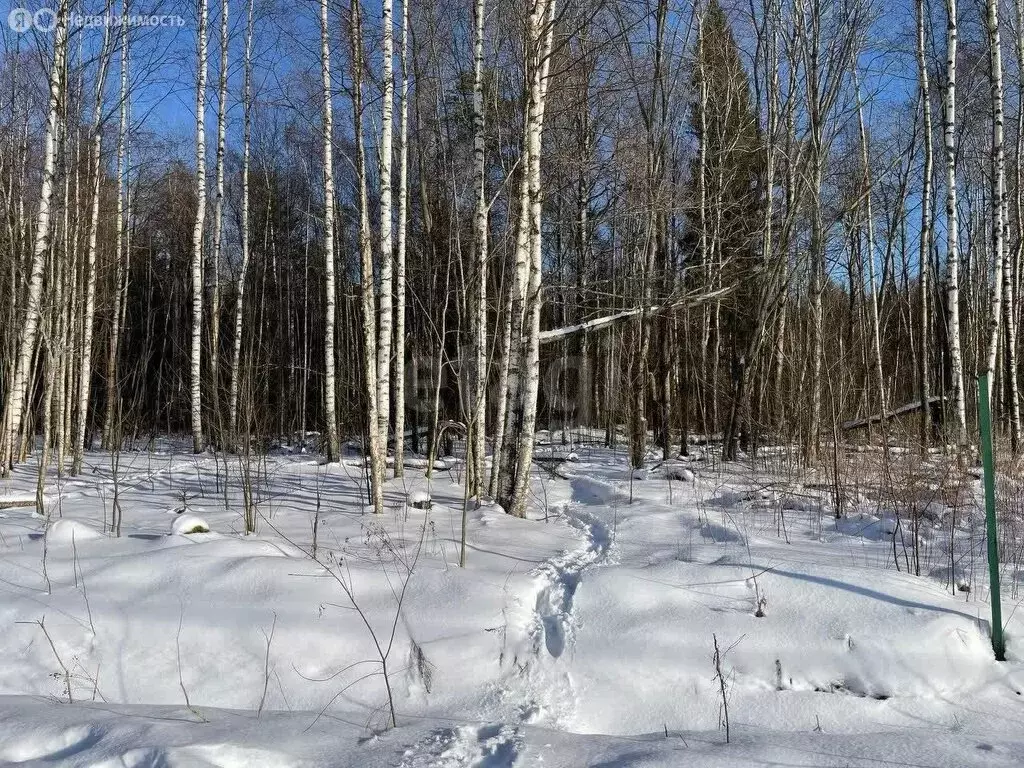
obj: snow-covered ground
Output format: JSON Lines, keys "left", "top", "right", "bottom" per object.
{"left": 1, "top": 438, "right": 1023, "bottom": 767}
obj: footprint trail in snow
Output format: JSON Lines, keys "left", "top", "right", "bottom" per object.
{"left": 485, "top": 479, "right": 615, "bottom": 734}
{"left": 403, "top": 471, "right": 616, "bottom": 767}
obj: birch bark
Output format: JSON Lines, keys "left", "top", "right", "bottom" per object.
{"left": 393, "top": 0, "right": 409, "bottom": 477}
{"left": 943, "top": 0, "right": 967, "bottom": 448}
{"left": 228, "top": 0, "right": 256, "bottom": 446}
{"left": 209, "top": 0, "right": 230, "bottom": 438}
{"left": 102, "top": 3, "right": 131, "bottom": 450}
{"left": 72, "top": 12, "right": 114, "bottom": 474}
{"left": 353, "top": 0, "right": 385, "bottom": 513}
{"left": 501, "top": 0, "right": 557, "bottom": 518}
{"left": 916, "top": 0, "right": 933, "bottom": 453}
{"left": 469, "top": 0, "right": 488, "bottom": 498}
{"left": 190, "top": 0, "right": 210, "bottom": 454}
{"left": 1, "top": 0, "right": 69, "bottom": 472}
{"left": 320, "top": 0, "right": 341, "bottom": 460}
{"left": 377, "top": 0, "right": 395, "bottom": 462}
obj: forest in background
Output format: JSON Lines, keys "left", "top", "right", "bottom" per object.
{"left": 2, "top": 0, "right": 1023, "bottom": 518}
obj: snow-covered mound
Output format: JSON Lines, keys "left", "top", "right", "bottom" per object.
{"left": 0, "top": 495, "right": 35, "bottom": 509}
{"left": 659, "top": 462, "right": 695, "bottom": 482}
{"left": 170, "top": 513, "right": 210, "bottom": 535}
{"left": 408, "top": 489, "right": 431, "bottom": 509}
{"left": 0, "top": 445, "right": 1020, "bottom": 766}
{"left": 47, "top": 519, "right": 103, "bottom": 543}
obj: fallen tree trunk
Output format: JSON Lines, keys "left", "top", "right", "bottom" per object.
{"left": 538, "top": 286, "right": 732, "bottom": 345}
{"left": 842, "top": 396, "right": 946, "bottom": 431}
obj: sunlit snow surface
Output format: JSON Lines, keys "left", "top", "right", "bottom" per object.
{"left": 0, "top": 435, "right": 1022, "bottom": 767}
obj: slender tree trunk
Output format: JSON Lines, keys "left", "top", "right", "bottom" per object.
{"left": 631, "top": 0, "right": 668, "bottom": 468}
{"left": 854, "top": 73, "right": 888, "bottom": 433}
{"left": 916, "top": 0, "right": 934, "bottom": 454}
{"left": 102, "top": 0, "right": 131, "bottom": 450}
{"left": 494, "top": 121, "right": 535, "bottom": 509}
{"left": 209, "top": 0, "right": 230, "bottom": 443}
{"left": 489, "top": 256, "right": 514, "bottom": 497}
{"left": 228, "top": 0, "right": 255, "bottom": 447}
{"left": 376, "top": 0, "right": 395, "bottom": 465}
{"left": 502, "top": 0, "right": 557, "bottom": 518}
{"left": 353, "top": 0, "right": 385, "bottom": 513}
{"left": 1008, "top": 0, "right": 1024, "bottom": 452}
{"left": 72, "top": 14, "right": 114, "bottom": 475}
{"left": 696, "top": 10, "right": 710, "bottom": 441}
{"left": 943, "top": 0, "right": 967, "bottom": 448}
{"left": 1, "top": 0, "right": 68, "bottom": 473}
{"left": 190, "top": 0, "right": 210, "bottom": 454}
{"left": 804, "top": 4, "right": 825, "bottom": 463}
{"left": 982, "top": 0, "right": 1006, "bottom": 382}
{"left": 469, "top": 0, "right": 488, "bottom": 498}
{"left": 392, "top": 0, "right": 410, "bottom": 477}
{"left": 320, "top": 0, "right": 341, "bottom": 460}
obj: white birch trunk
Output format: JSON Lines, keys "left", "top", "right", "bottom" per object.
{"left": 1, "top": 1, "right": 68, "bottom": 472}
{"left": 504, "top": 0, "right": 557, "bottom": 518}
{"left": 376, "top": 0, "right": 395, "bottom": 461}
{"left": 102, "top": 2, "right": 131, "bottom": 450}
{"left": 983, "top": 0, "right": 1005, "bottom": 378}
{"left": 1008, "top": 0, "right": 1024, "bottom": 452}
{"left": 72, "top": 17, "right": 114, "bottom": 475}
{"left": 190, "top": 0, "right": 210, "bottom": 454}
{"left": 392, "top": 0, "right": 409, "bottom": 477}
{"left": 943, "top": 0, "right": 967, "bottom": 448}
{"left": 58, "top": 98, "right": 78, "bottom": 468}
{"left": 228, "top": 0, "right": 255, "bottom": 446}
{"left": 488, "top": 256, "right": 515, "bottom": 497}
{"left": 353, "top": 0, "right": 385, "bottom": 513}
{"left": 495, "top": 136, "right": 536, "bottom": 507}
{"left": 209, "top": 0, "right": 230, "bottom": 438}
{"left": 320, "top": 0, "right": 341, "bottom": 460}
{"left": 469, "top": 0, "right": 488, "bottom": 499}
{"left": 697, "top": 11, "right": 710, "bottom": 434}
{"left": 916, "top": 0, "right": 933, "bottom": 452}
{"left": 494, "top": 118, "right": 534, "bottom": 508}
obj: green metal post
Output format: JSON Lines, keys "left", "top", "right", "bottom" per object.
{"left": 977, "top": 373, "right": 1005, "bottom": 661}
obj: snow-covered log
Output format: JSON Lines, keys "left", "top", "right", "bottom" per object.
{"left": 537, "top": 287, "right": 732, "bottom": 345}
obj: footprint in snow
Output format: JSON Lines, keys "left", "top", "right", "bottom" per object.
{"left": 401, "top": 724, "right": 522, "bottom": 768}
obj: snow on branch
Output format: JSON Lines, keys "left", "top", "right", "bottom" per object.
{"left": 538, "top": 287, "right": 732, "bottom": 345}
{"left": 841, "top": 396, "right": 947, "bottom": 431}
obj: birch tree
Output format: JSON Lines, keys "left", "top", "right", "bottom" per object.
{"left": 320, "top": 0, "right": 341, "bottom": 460}
{"left": 377, "top": 0, "right": 396, "bottom": 462}
{"left": 392, "top": 0, "right": 410, "bottom": 478}
{"left": 468, "top": 0, "right": 488, "bottom": 498}
{"left": 190, "top": 0, "right": 210, "bottom": 454}
{"left": 982, "top": 0, "right": 1006, "bottom": 381}
{"left": 916, "top": 0, "right": 934, "bottom": 452}
{"left": 228, "top": 0, "right": 256, "bottom": 445}
{"left": 353, "top": 0, "right": 386, "bottom": 513}
{"left": 942, "top": 0, "right": 968, "bottom": 449}
{"left": 496, "top": 0, "right": 557, "bottom": 518}
{"left": 1, "top": 0, "right": 69, "bottom": 472}
{"left": 1008, "top": 0, "right": 1024, "bottom": 452}
{"left": 102, "top": 0, "right": 132, "bottom": 450}
{"left": 209, "top": 0, "right": 230, "bottom": 439}
{"left": 72, "top": 9, "right": 115, "bottom": 474}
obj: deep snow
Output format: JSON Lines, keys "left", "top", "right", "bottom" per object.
{"left": 0, "top": 437, "right": 1022, "bottom": 767}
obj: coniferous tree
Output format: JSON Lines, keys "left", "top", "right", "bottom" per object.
{"left": 691, "top": 0, "right": 764, "bottom": 459}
